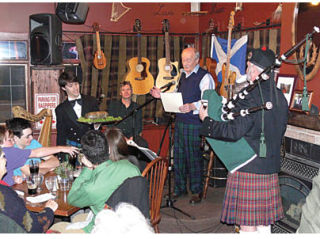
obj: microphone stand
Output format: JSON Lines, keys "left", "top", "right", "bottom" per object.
{"left": 156, "top": 85, "right": 194, "bottom": 220}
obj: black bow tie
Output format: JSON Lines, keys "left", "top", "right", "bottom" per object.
{"left": 69, "top": 98, "right": 82, "bottom": 107}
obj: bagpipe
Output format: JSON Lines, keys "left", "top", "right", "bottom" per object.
{"left": 202, "top": 26, "right": 320, "bottom": 173}
{"left": 221, "top": 26, "right": 320, "bottom": 116}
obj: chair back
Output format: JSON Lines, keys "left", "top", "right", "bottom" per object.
{"left": 142, "top": 157, "right": 168, "bottom": 233}
{"left": 106, "top": 176, "right": 150, "bottom": 219}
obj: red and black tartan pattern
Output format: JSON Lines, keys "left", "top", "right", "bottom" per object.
{"left": 220, "top": 171, "right": 284, "bottom": 226}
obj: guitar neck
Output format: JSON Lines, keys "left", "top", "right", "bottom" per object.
{"left": 137, "top": 33, "right": 141, "bottom": 64}
{"left": 96, "top": 31, "right": 102, "bottom": 56}
{"left": 165, "top": 32, "right": 170, "bottom": 65}
{"left": 225, "top": 27, "right": 233, "bottom": 77}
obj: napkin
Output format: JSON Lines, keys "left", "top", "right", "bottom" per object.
{"left": 26, "top": 193, "right": 55, "bottom": 203}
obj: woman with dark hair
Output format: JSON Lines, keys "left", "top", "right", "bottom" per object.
{"left": 105, "top": 127, "right": 129, "bottom": 162}
{"left": 105, "top": 127, "right": 146, "bottom": 172}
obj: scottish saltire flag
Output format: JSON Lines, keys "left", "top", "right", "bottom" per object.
{"left": 211, "top": 35, "right": 248, "bottom": 83}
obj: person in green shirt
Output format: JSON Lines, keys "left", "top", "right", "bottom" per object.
{"left": 51, "top": 129, "right": 141, "bottom": 233}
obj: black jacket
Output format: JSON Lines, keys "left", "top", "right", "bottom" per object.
{"left": 200, "top": 79, "right": 288, "bottom": 174}
{"left": 106, "top": 176, "right": 150, "bottom": 219}
{"left": 55, "top": 94, "right": 99, "bottom": 146}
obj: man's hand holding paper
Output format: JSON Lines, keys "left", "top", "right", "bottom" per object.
{"left": 160, "top": 92, "right": 184, "bottom": 113}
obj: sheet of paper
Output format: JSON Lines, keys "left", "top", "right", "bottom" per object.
{"left": 160, "top": 92, "right": 183, "bottom": 113}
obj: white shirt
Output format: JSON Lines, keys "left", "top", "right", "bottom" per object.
{"left": 68, "top": 95, "right": 82, "bottom": 119}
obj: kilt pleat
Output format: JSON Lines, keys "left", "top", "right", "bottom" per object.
{"left": 220, "top": 171, "right": 284, "bottom": 226}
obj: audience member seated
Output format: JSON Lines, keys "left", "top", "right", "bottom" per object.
{"left": 0, "top": 125, "right": 78, "bottom": 186}
{"left": 105, "top": 126, "right": 145, "bottom": 172}
{"left": 92, "top": 202, "right": 154, "bottom": 234}
{"left": 107, "top": 81, "right": 150, "bottom": 170}
{"left": 50, "top": 129, "right": 141, "bottom": 233}
{"left": 6, "top": 118, "right": 60, "bottom": 177}
{"left": 0, "top": 146, "right": 58, "bottom": 233}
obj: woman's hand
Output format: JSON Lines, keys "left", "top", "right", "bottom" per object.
{"left": 45, "top": 200, "right": 58, "bottom": 212}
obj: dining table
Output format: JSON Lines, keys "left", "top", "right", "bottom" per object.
{"left": 12, "top": 171, "right": 80, "bottom": 218}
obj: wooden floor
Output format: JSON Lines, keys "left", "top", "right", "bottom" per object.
{"left": 158, "top": 183, "right": 235, "bottom": 233}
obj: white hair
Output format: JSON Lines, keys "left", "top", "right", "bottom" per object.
{"left": 91, "top": 202, "right": 154, "bottom": 234}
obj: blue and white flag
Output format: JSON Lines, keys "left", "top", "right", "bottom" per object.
{"left": 211, "top": 35, "right": 248, "bottom": 83}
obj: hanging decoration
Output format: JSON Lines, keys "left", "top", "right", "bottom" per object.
{"left": 110, "top": 2, "right": 131, "bottom": 22}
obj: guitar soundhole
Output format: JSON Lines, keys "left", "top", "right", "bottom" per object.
{"left": 135, "top": 64, "right": 144, "bottom": 73}
{"left": 171, "top": 64, "right": 177, "bottom": 77}
{"left": 135, "top": 62, "right": 147, "bottom": 81}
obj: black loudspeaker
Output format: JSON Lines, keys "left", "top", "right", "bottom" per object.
{"left": 30, "top": 14, "right": 62, "bottom": 65}
{"left": 56, "top": 3, "right": 89, "bottom": 24}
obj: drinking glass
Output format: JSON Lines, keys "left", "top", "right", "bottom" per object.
{"left": 34, "top": 174, "right": 44, "bottom": 192}
{"left": 59, "top": 178, "right": 70, "bottom": 191}
{"left": 26, "top": 176, "right": 37, "bottom": 195}
{"left": 30, "top": 160, "right": 39, "bottom": 176}
{"left": 45, "top": 177, "right": 54, "bottom": 194}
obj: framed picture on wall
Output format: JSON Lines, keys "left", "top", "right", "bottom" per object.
{"left": 62, "top": 42, "right": 80, "bottom": 63}
{"left": 276, "top": 74, "right": 297, "bottom": 106}
{"left": 290, "top": 90, "right": 313, "bottom": 112}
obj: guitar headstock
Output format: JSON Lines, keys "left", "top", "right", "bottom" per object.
{"left": 162, "top": 19, "right": 169, "bottom": 33}
{"left": 133, "top": 19, "right": 141, "bottom": 33}
{"left": 92, "top": 22, "right": 100, "bottom": 32}
{"left": 228, "top": 11, "right": 235, "bottom": 30}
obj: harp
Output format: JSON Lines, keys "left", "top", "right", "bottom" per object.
{"left": 12, "top": 106, "right": 52, "bottom": 147}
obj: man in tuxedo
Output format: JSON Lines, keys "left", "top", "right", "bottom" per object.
{"left": 55, "top": 71, "right": 99, "bottom": 160}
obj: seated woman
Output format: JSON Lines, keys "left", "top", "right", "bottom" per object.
{"left": 106, "top": 126, "right": 144, "bottom": 171}
{"left": 50, "top": 129, "right": 141, "bottom": 233}
{"left": 0, "top": 146, "right": 58, "bottom": 233}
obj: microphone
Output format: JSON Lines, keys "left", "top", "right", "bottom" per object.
{"left": 160, "top": 81, "right": 176, "bottom": 90}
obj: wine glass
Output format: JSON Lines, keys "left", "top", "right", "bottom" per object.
{"left": 34, "top": 174, "right": 44, "bottom": 192}
{"left": 45, "top": 177, "right": 54, "bottom": 194}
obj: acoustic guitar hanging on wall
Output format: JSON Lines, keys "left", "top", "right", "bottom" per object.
{"left": 156, "top": 19, "right": 180, "bottom": 93}
{"left": 124, "top": 19, "right": 154, "bottom": 95}
{"left": 92, "top": 22, "right": 107, "bottom": 70}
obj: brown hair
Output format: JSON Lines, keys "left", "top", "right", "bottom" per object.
{"left": 0, "top": 125, "right": 7, "bottom": 145}
{"left": 104, "top": 127, "right": 129, "bottom": 162}
{"left": 120, "top": 81, "right": 132, "bottom": 91}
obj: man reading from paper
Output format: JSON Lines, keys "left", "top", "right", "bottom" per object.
{"left": 150, "top": 47, "right": 214, "bottom": 204}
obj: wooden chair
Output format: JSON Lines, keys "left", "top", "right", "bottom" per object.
{"left": 142, "top": 157, "right": 168, "bottom": 233}
{"left": 203, "top": 150, "right": 227, "bottom": 199}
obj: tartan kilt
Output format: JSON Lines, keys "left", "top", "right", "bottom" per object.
{"left": 220, "top": 171, "right": 284, "bottom": 226}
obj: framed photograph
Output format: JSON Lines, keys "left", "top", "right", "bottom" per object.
{"left": 62, "top": 42, "right": 80, "bottom": 63}
{"left": 276, "top": 74, "right": 297, "bottom": 106}
{"left": 290, "top": 90, "right": 313, "bottom": 112}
